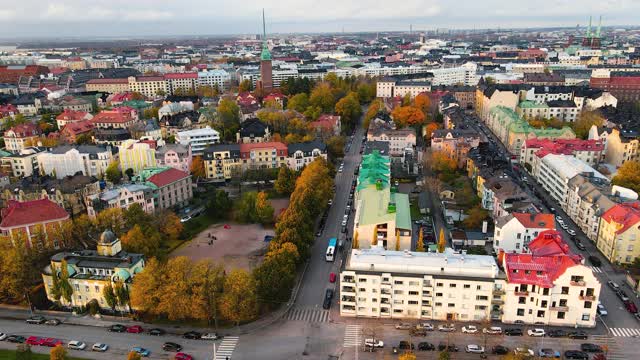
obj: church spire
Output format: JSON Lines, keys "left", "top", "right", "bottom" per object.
{"left": 260, "top": 9, "right": 271, "bottom": 61}
{"left": 596, "top": 15, "right": 602, "bottom": 38}
{"left": 586, "top": 16, "right": 592, "bottom": 38}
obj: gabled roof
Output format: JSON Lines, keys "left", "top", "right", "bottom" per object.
{"left": 601, "top": 201, "right": 640, "bottom": 235}
{"left": 0, "top": 199, "right": 69, "bottom": 229}
{"left": 512, "top": 212, "right": 556, "bottom": 229}
{"left": 138, "top": 167, "right": 190, "bottom": 188}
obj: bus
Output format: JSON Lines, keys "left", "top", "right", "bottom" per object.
{"left": 326, "top": 238, "right": 337, "bottom": 262}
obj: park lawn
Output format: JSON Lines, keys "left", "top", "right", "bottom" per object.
{"left": 410, "top": 201, "right": 421, "bottom": 220}
{"left": 0, "top": 349, "right": 89, "bottom": 360}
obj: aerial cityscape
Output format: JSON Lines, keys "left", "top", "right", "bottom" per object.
{"left": 0, "top": 2, "right": 640, "bottom": 360}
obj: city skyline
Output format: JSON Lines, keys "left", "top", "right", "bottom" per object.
{"left": 1, "top": 0, "right": 640, "bottom": 38}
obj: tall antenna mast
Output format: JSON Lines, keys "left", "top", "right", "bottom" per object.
{"left": 262, "top": 8, "right": 266, "bottom": 41}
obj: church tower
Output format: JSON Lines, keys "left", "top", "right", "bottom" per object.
{"left": 259, "top": 9, "right": 273, "bottom": 92}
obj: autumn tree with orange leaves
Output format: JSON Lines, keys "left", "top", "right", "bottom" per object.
{"left": 391, "top": 106, "right": 426, "bottom": 128}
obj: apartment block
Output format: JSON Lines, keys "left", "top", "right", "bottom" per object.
{"left": 596, "top": 202, "right": 640, "bottom": 264}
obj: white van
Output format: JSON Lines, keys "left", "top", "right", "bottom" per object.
{"left": 68, "top": 341, "right": 86, "bottom": 350}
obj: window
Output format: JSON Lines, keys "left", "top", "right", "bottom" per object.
{"left": 449, "top": 284, "right": 456, "bottom": 288}
{"left": 477, "top": 285, "right": 482, "bottom": 290}
{"left": 518, "top": 297, "right": 526, "bottom": 304}
{"left": 448, "top": 303, "right": 455, "bottom": 308}
{"left": 476, "top": 295, "right": 488, "bottom": 301}
{"left": 537, "top": 310, "right": 545, "bottom": 318}
{"left": 358, "top": 278, "right": 367, "bottom": 283}
{"left": 408, "top": 291, "right": 419, "bottom": 296}
{"left": 582, "top": 314, "right": 590, "bottom": 321}
{"left": 517, "top": 309, "right": 525, "bottom": 316}
{"left": 435, "top": 292, "right": 443, "bottom": 297}
{"left": 464, "top": 284, "right": 471, "bottom": 289}
{"left": 394, "top": 290, "right": 404, "bottom": 295}
{"left": 435, "top": 302, "right": 442, "bottom": 307}
{"left": 543, "top": 288, "right": 550, "bottom": 296}
{"left": 561, "top": 287, "right": 569, "bottom": 295}
{"left": 408, "top": 300, "right": 419, "bottom": 305}
{"left": 394, "top": 280, "right": 403, "bottom": 285}
{"left": 436, "top": 282, "right": 444, "bottom": 287}
{"left": 584, "top": 301, "right": 592, "bottom": 309}
{"left": 541, "top": 300, "right": 548, "bottom": 308}
{"left": 557, "top": 312, "right": 566, "bottom": 319}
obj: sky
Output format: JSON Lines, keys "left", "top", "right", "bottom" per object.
{"left": 0, "top": 0, "right": 639, "bottom": 38}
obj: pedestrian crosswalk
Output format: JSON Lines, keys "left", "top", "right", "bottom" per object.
{"left": 285, "top": 306, "right": 331, "bottom": 323}
{"left": 215, "top": 336, "right": 239, "bottom": 360}
{"left": 589, "top": 335, "right": 625, "bottom": 360}
{"left": 610, "top": 327, "right": 640, "bottom": 337}
{"left": 589, "top": 266, "right": 603, "bottom": 273}
{"left": 343, "top": 324, "right": 362, "bottom": 347}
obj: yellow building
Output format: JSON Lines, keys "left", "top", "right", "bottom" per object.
{"left": 596, "top": 202, "right": 640, "bottom": 264}
{"left": 85, "top": 78, "right": 130, "bottom": 93}
{"left": 604, "top": 128, "right": 640, "bottom": 168}
{"left": 203, "top": 144, "right": 242, "bottom": 180}
{"left": 128, "top": 76, "right": 168, "bottom": 98}
{"left": 118, "top": 139, "right": 157, "bottom": 175}
{"left": 42, "top": 230, "right": 145, "bottom": 311}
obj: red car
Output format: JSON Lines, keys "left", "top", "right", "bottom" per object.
{"left": 127, "top": 325, "right": 144, "bottom": 333}
{"left": 329, "top": 272, "right": 336, "bottom": 283}
{"left": 26, "top": 336, "right": 42, "bottom": 345}
{"left": 41, "top": 338, "right": 63, "bottom": 347}
{"left": 175, "top": 353, "right": 193, "bottom": 360}
{"left": 624, "top": 300, "right": 638, "bottom": 313}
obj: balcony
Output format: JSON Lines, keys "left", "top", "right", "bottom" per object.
{"left": 549, "top": 306, "right": 569, "bottom": 311}
{"left": 491, "top": 298, "right": 504, "bottom": 304}
{"left": 341, "top": 286, "right": 355, "bottom": 294}
{"left": 341, "top": 296, "right": 355, "bottom": 304}
{"left": 342, "top": 276, "right": 355, "bottom": 283}
{"left": 514, "top": 290, "right": 529, "bottom": 296}
{"left": 492, "top": 289, "right": 505, "bottom": 296}
{"left": 579, "top": 295, "right": 596, "bottom": 301}
{"left": 570, "top": 281, "right": 586, "bottom": 286}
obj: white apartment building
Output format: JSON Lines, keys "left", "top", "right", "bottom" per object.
{"left": 86, "top": 184, "right": 155, "bottom": 218}
{"left": 535, "top": 154, "right": 607, "bottom": 205}
{"left": 38, "top": 145, "right": 113, "bottom": 179}
{"left": 429, "top": 63, "right": 478, "bottom": 86}
{"left": 494, "top": 213, "right": 556, "bottom": 254}
{"left": 376, "top": 80, "right": 432, "bottom": 99}
{"left": 176, "top": 126, "right": 220, "bottom": 155}
{"left": 1, "top": 147, "right": 46, "bottom": 177}
{"left": 502, "top": 231, "right": 600, "bottom": 328}
{"left": 197, "top": 69, "right": 231, "bottom": 91}
{"left": 127, "top": 76, "right": 168, "bottom": 98}
{"left": 340, "top": 247, "right": 505, "bottom": 322}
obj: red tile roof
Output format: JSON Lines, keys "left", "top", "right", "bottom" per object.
{"left": 91, "top": 110, "right": 134, "bottom": 124}
{"left": 503, "top": 230, "right": 582, "bottom": 288}
{"left": 147, "top": 167, "right": 190, "bottom": 188}
{"left": 524, "top": 138, "right": 604, "bottom": 159}
{"left": 601, "top": 201, "right": 640, "bottom": 235}
{"left": 0, "top": 199, "right": 69, "bottom": 229}
{"left": 56, "top": 109, "right": 91, "bottom": 122}
{"left": 311, "top": 114, "right": 340, "bottom": 129}
{"left": 512, "top": 212, "right": 556, "bottom": 229}
{"left": 61, "top": 120, "right": 94, "bottom": 136}
{"left": 164, "top": 73, "right": 198, "bottom": 79}
{"left": 0, "top": 104, "right": 18, "bottom": 116}
{"left": 135, "top": 76, "right": 165, "bottom": 82}
{"left": 7, "top": 123, "right": 40, "bottom": 137}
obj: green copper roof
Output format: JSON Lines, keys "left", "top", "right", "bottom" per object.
{"left": 518, "top": 100, "right": 548, "bottom": 109}
{"left": 392, "top": 192, "right": 411, "bottom": 230}
{"left": 261, "top": 44, "right": 272, "bottom": 61}
{"left": 490, "top": 106, "right": 576, "bottom": 138}
{"left": 132, "top": 166, "right": 172, "bottom": 190}
{"left": 357, "top": 150, "right": 391, "bottom": 191}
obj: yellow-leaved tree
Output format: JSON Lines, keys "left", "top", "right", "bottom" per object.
{"left": 438, "top": 228, "right": 446, "bottom": 253}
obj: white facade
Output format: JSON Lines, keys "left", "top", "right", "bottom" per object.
{"left": 430, "top": 63, "right": 478, "bottom": 86}
{"left": 494, "top": 214, "right": 556, "bottom": 254}
{"left": 38, "top": 146, "right": 113, "bottom": 179}
{"left": 176, "top": 126, "right": 220, "bottom": 155}
{"left": 340, "top": 248, "right": 504, "bottom": 321}
{"left": 535, "top": 154, "right": 607, "bottom": 205}
{"left": 197, "top": 69, "right": 231, "bottom": 91}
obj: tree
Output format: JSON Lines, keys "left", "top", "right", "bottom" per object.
{"left": 160, "top": 212, "right": 183, "bottom": 242}
{"left": 484, "top": 76, "right": 496, "bottom": 85}
{"left": 275, "top": 166, "right": 296, "bottom": 195}
{"left": 207, "top": 189, "right": 232, "bottom": 219}
{"left": 142, "top": 107, "right": 159, "bottom": 119}
{"left": 416, "top": 230, "right": 424, "bottom": 252}
{"left": 287, "top": 93, "right": 309, "bottom": 113}
{"left": 103, "top": 282, "right": 117, "bottom": 311}
{"left": 364, "top": 99, "right": 384, "bottom": 130}
{"left": 395, "top": 231, "right": 400, "bottom": 251}
{"left": 430, "top": 151, "right": 457, "bottom": 174}
{"left": 0, "top": 240, "right": 38, "bottom": 303}
{"left": 463, "top": 206, "right": 489, "bottom": 229}
{"left": 50, "top": 345, "right": 67, "bottom": 360}
{"left": 235, "top": 191, "right": 258, "bottom": 223}
{"left": 572, "top": 110, "right": 604, "bottom": 139}
{"left": 399, "top": 353, "right": 417, "bottom": 360}
{"left": 75, "top": 133, "right": 93, "bottom": 145}
{"left": 326, "top": 136, "right": 345, "bottom": 159}
{"left": 424, "top": 122, "right": 440, "bottom": 141}
{"left": 391, "top": 106, "right": 426, "bottom": 128}
{"left": 216, "top": 99, "right": 241, "bottom": 141}
{"left": 49, "top": 266, "right": 62, "bottom": 303}
{"left": 372, "top": 226, "right": 378, "bottom": 246}
{"left": 114, "top": 280, "right": 129, "bottom": 311}
{"left": 438, "top": 228, "right": 446, "bottom": 253}
{"left": 130, "top": 258, "right": 164, "bottom": 316}
{"left": 255, "top": 191, "right": 275, "bottom": 225}
{"left": 59, "top": 260, "right": 73, "bottom": 304}
{"left": 127, "top": 351, "right": 142, "bottom": 360}
{"left": 438, "top": 350, "right": 450, "bottom": 360}
{"left": 125, "top": 168, "right": 134, "bottom": 179}
{"left": 191, "top": 156, "right": 206, "bottom": 179}
{"left": 414, "top": 93, "right": 432, "bottom": 117}
{"left": 219, "top": 269, "right": 257, "bottom": 325}
{"left": 353, "top": 230, "right": 359, "bottom": 249}
{"left": 105, "top": 161, "right": 122, "bottom": 184}
{"left": 309, "top": 82, "right": 335, "bottom": 113}
{"left": 254, "top": 242, "right": 299, "bottom": 309}
{"left": 239, "top": 79, "right": 253, "bottom": 92}
{"left": 612, "top": 160, "right": 640, "bottom": 194}
{"left": 121, "top": 225, "right": 161, "bottom": 258}
{"left": 335, "top": 92, "right": 362, "bottom": 132}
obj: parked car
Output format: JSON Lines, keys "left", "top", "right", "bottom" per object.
{"left": 127, "top": 325, "right": 144, "bottom": 333}
{"left": 483, "top": 326, "right": 502, "bottom": 335}
{"left": 567, "top": 229, "right": 577, "bottom": 236}
{"left": 132, "top": 347, "right": 150, "bottom": 357}
{"left": 635, "top": 312, "right": 640, "bottom": 322}
{"left": 465, "top": 344, "right": 485, "bottom": 354}
{"left": 364, "top": 339, "right": 384, "bottom": 348}
{"left": 395, "top": 322, "right": 412, "bottom": 330}
{"left": 418, "top": 342, "right": 435, "bottom": 351}
{"left": 547, "top": 329, "right": 567, "bottom": 338}
{"left": 329, "top": 272, "right": 336, "bottom": 283}
{"left": 527, "top": 328, "right": 545, "bottom": 337}
{"left": 323, "top": 289, "right": 334, "bottom": 310}
{"left": 410, "top": 328, "right": 427, "bottom": 336}
{"left": 461, "top": 325, "right": 478, "bottom": 334}
{"left": 504, "top": 328, "right": 523, "bottom": 336}
{"left": 514, "top": 347, "right": 535, "bottom": 357}
{"left": 416, "top": 323, "right": 434, "bottom": 331}
{"left": 0, "top": 333, "right": 6, "bottom": 341}
{"left": 162, "top": 342, "right": 183, "bottom": 352}
{"left": 67, "top": 341, "right": 86, "bottom": 350}
{"left": 580, "top": 343, "right": 603, "bottom": 353}
{"left": 437, "top": 342, "right": 459, "bottom": 352}
{"left": 492, "top": 345, "right": 509, "bottom": 355}
{"left": 148, "top": 328, "right": 165, "bottom": 336}
{"left": 398, "top": 341, "right": 415, "bottom": 350}
{"left": 175, "top": 353, "right": 193, "bottom": 360}
{"left": 555, "top": 215, "right": 563, "bottom": 222}
{"left": 564, "top": 350, "right": 588, "bottom": 359}
{"left": 25, "top": 336, "right": 42, "bottom": 346}
{"left": 7, "top": 335, "right": 26, "bottom": 343}
{"left": 45, "top": 319, "right": 61, "bottom": 326}
{"left": 568, "top": 331, "right": 588, "bottom": 339}
{"left": 618, "top": 290, "right": 631, "bottom": 302}
{"left": 108, "top": 324, "right": 127, "bottom": 333}
{"left": 26, "top": 315, "right": 46, "bottom": 324}
{"left": 607, "top": 280, "right": 620, "bottom": 291}
{"left": 182, "top": 331, "right": 202, "bottom": 340}
{"left": 575, "top": 241, "right": 586, "bottom": 250}
{"left": 561, "top": 223, "right": 569, "bottom": 230}
{"left": 589, "top": 256, "right": 602, "bottom": 267}
{"left": 597, "top": 303, "right": 608, "bottom": 316}
{"left": 201, "top": 333, "right": 220, "bottom": 340}
{"left": 42, "top": 338, "right": 63, "bottom": 347}
{"left": 624, "top": 300, "right": 638, "bottom": 313}
{"left": 538, "top": 348, "right": 560, "bottom": 358}
{"left": 92, "top": 343, "right": 109, "bottom": 352}
{"left": 438, "top": 324, "right": 456, "bottom": 332}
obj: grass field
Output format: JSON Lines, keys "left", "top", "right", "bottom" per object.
{"left": 0, "top": 348, "right": 88, "bottom": 360}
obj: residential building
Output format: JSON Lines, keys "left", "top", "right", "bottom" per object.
{"left": 353, "top": 151, "right": 412, "bottom": 250}
{"left": 502, "top": 230, "right": 600, "bottom": 327}
{"left": 310, "top": 114, "right": 341, "bottom": 137}
{"left": 41, "top": 230, "right": 144, "bottom": 311}
{"left": 520, "top": 138, "right": 604, "bottom": 174}
{"left": 236, "top": 118, "right": 271, "bottom": 143}
{"left": 367, "top": 118, "right": 416, "bottom": 156}
{"left": 431, "top": 129, "right": 480, "bottom": 168}
{"left": 85, "top": 78, "right": 130, "bottom": 93}
{"left": 286, "top": 141, "right": 327, "bottom": 171}
{"left": 340, "top": 247, "right": 502, "bottom": 321}
{"left": 164, "top": 73, "right": 198, "bottom": 94}
{"left": 203, "top": 144, "right": 241, "bottom": 181}
{"left": 239, "top": 142, "right": 288, "bottom": 171}
{"left": 156, "top": 143, "right": 192, "bottom": 173}
{"left": 197, "top": 69, "right": 231, "bottom": 91}
{"left": 590, "top": 70, "right": 640, "bottom": 102}
{"left": 56, "top": 110, "right": 94, "bottom": 129}
{"left": 0, "top": 198, "right": 70, "bottom": 247}
{"left": 133, "top": 167, "right": 193, "bottom": 210}
{"left": 91, "top": 109, "right": 137, "bottom": 129}
{"left": 118, "top": 139, "right": 157, "bottom": 175}
{"left": 494, "top": 212, "right": 556, "bottom": 253}
{"left": 429, "top": 63, "right": 479, "bottom": 86}
{"left": 86, "top": 184, "right": 155, "bottom": 218}
{"left": 596, "top": 202, "right": 640, "bottom": 264}
{"left": 0, "top": 65, "right": 48, "bottom": 84}
{"left": 523, "top": 73, "right": 565, "bottom": 86}
{"left": 4, "top": 123, "right": 41, "bottom": 152}
{"left": 535, "top": 154, "right": 607, "bottom": 205}
{"left": 604, "top": 128, "right": 639, "bottom": 168}
{"left": 0, "top": 147, "right": 46, "bottom": 177}
{"left": 376, "top": 79, "right": 432, "bottom": 99}
{"left": 176, "top": 126, "right": 220, "bottom": 156}
{"left": 476, "top": 84, "right": 527, "bottom": 122}
{"left": 127, "top": 76, "right": 167, "bottom": 98}
{"left": 38, "top": 145, "right": 114, "bottom": 179}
